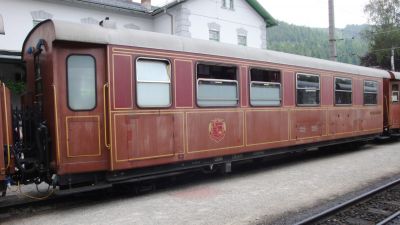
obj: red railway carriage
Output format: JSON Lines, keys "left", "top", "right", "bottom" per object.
{"left": 384, "top": 72, "right": 400, "bottom": 133}
{"left": 0, "top": 19, "right": 397, "bottom": 192}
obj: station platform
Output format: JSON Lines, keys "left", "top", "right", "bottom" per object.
{"left": 2, "top": 141, "right": 400, "bottom": 225}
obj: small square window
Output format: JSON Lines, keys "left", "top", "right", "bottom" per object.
{"left": 33, "top": 19, "right": 44, "bottom": 27}
{"left": 209, "top": 30, "right": 220, "bottom": 42}
{"left": 392, "top": 84, "right": 399, "bottom": 103}
{"left": 222, "top": 0, "right": 234, "bottom": 10}
{"left": 0, "top": 15, "right": 4, "bottom": 35}
{"left": 238, "top": 35, "right": 247, "bottom": 46}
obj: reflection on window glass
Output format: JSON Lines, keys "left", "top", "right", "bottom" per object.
{"left": 197, "top": 63, "right": 238, "bottom": 107}
{"left": 392, "top": 84, "right": 399, "bottom": 102}
{"left": 136, "top": 59, "right": 171, "bottom": 107}
{"left": 296, "top": 73, "right": 320, "bottom": 105}
{"left": 67, "top": 55, "right": 96, "bottom": 110}
{"left": 250, "top": 68, "right": 281, "bottom": 106}
{"left": 364, "top": 80, "right": 378, "bottom": 105}
{"left": 335, "top": 77, "right": 352, "bottom": 105}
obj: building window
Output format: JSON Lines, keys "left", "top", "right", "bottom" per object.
{"left": 222, "top": 0, "right": 234, "bottom": 9}
{"left": 136, "top": 58, "right": 171, "bottom": 108}
{"left": 81, "top": 17, "right": 99, "bottom": 25}
{"left": 238, "top": 35, "right": 247, "bottom": 46}
{"left": 33, "top": 19, "right": 44, "bottom": 27}
{"left": 296, "top": 73, "right": 320, "bottom": 106}
{"left": 209, "top": 30, "right": 220, "bottom": 42}
{"left": 249, "top": 68, "right": 281, "bottom": 106}
{"left": 67, "top": 55, "right": 96, "bottom": 111}
{"left": 0, "top": 14, "right": 4, "bottom": 35}
{"left": 364, "top": 80, "right": 378, "bottom": 105}
{"left": 31, "top": 10, "right": 52, "bottom": 27}
{"left": 335, "top": 77, "right": 352, "bottom": 105}
{"left": 392, "top": 84, "right": 399, "bottom": 103}
{"left": 197, "top": 63, "right": 238, "bottom": 107}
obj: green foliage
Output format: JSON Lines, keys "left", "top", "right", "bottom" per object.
{"left": 2, "top": 80, "right": 25, "bottom": 95}
{"left": 361, "top": 0, "right": 400, "bottom": 70}
{"left": 267, "top": 21, "right": 369, "bottom": 65}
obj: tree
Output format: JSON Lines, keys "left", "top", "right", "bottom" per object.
{"left": 361, "top": 0, "right": 400, "bottom": 70}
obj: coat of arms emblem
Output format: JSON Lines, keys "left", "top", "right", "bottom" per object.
{"left": 208, "top": 119, "right": 226, "bottom": 142}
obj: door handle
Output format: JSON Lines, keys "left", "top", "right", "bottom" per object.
{"left": 103, "top": 83, "right": 110, "bottom": 150}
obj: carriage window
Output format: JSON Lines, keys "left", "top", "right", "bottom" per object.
{"left": 250, "top": 68, "right": 281, "bottom": 106}
{"left": 364, "top": 80, "right": 378, "bottom": 105}
{"left": 67, "top": 55, "right": 96, "bottom": 111}
{"left": 197, "top": 63, "right": 238, "bottom": 107}
{"left": 296, "top": 73, "right": 320, "bottom": 106}
{"left": 392, "top": 84, "right": 399, "bottom": 103}
{"left": 335, "top": 77, "right": 352, "bottom": 105}
{"left": 136, "top": 58, "right": 171, "bottom": 108}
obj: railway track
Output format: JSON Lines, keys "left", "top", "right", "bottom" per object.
{"left": 296, "top": 178, "right": 400, "bottom": 225}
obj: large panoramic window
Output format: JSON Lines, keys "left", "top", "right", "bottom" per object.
{"left": 392, "top": 84, "right": 399, "bottom": 103}
{"left": 67, "top": 55, "right": 96, "bottom": 111}
{"left": 296, "top": 73, "right": 320, "bottom": 106}
{"left": 136, "top": 58, "right": 171, "bottom": 108}
{"left": 335, "top": 77, "right": 352, "bottom": 105}
{"left": 249, "top": 68, "right": 281, "bottom": 106}
{"left": 197, "top": 63, "right": 238, "bottom": 107}
{"left": 364, "top": 80, "right": 378, "bottom": 105}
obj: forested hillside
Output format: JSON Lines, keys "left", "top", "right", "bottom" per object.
{"left": 267, "top": 21, "right": 369, "bottom": 65}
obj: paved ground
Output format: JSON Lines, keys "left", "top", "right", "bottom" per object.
{"left": 2, "top": 141, "right": 400, "bottom": 225}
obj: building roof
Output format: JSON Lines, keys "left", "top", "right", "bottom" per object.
{"left": 57, "top": 0, "right": 277, "bottom": 27}
{"left": 23, "top": 20, "right": 390, "bottom": 79}
{"left": 245, "top": 0, "right": 277, "bottom": 27}
{"left": 153, "top": 0, "right": 277, "bottom": 27}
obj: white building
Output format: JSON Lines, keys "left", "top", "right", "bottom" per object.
{"left": 0, "top": 0, "right": 276, "bottom": 104}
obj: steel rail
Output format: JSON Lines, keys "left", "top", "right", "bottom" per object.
{"left": 376, "top": 210, "right": 400, "bottom": 225}
{"left": 294, "top": 177, "right": 400, "bottom": 225}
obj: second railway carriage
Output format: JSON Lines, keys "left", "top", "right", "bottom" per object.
{"left": 0, "top": 19, "right": 396, "bottom": 191}
{"left": 384, "top": 72, "right": 400, "bottom": 134}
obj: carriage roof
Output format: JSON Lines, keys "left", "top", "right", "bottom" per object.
{"left": 23, "top": 20, "right": 390, "bottom": 79}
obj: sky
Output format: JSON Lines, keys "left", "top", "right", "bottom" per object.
{"left": 137, "top": 0, "right": 371, "bottom": 28}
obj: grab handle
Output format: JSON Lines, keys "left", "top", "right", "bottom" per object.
{"left": 103, "top": 83, "right": 110, "bottom": 150}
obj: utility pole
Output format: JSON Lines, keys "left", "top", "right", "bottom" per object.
{"left": 391, "top": 47, "right": 395, "bottom": 71}
{"left": 328, "top": 0, "right": 337, "bottom": 61}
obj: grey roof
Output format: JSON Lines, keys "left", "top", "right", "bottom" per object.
{"left": 25, "top": 20, "right": 390, "bottom": 79}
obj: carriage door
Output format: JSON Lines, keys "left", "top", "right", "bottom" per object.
{"left": 57, "top": 46, "right": 108, "bottom": 173}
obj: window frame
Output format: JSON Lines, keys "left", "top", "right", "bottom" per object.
{"left": 363, "top": 80, "right": 378, "bottom": 106}
{"left": 209, "top": 29, "right": 220, "bottom": 42}
{"left": 334, "top": 77, "right": 353, "bottom": 106}
{"left": 195, "top": 62, "right": 239, "bottom": 108}
{"left": 238, "top": 35, "right": 247, "bottom": 46}
{"left": 135, "top": 57, "right": 172, "bottom": 108}
{"left": 248, "top": 67, "right": 282, "bottom": 107}
{"left": 66, "top": 54, "right": 97, "bottom": 112}
{"left": 392, "top": 83, "right": 399, "bottom": 103}
{"left": 296, "top": 72, "right": 321, "bottom": 107}
{"left": 229, "top": 0, "right": 234, "bottom": 10}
